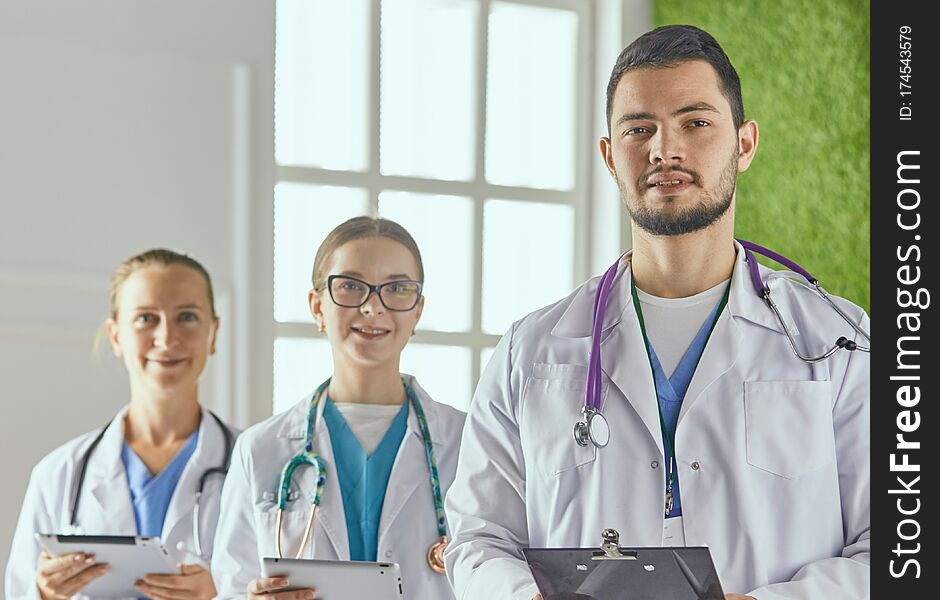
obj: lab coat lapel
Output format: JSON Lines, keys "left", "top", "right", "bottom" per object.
{"left": 678, "top": 246, "right": 765, "bottom": 423}
{"left": 160, "top": 408, "right": 220, "bottom": 546}
{"left": 677, "top": 306, "right": 741, "bottom": 423}
{"left": 85, "top": 409, "right": 137, "bottom": 533}
{"left": 553, "top": 256, "right": 665, "bottom": 454}
{"left": 377, "top": 400, "right": 429, "bottom": 543}
{"left": 603, "top": 300, "right": 666, "bottom": 456}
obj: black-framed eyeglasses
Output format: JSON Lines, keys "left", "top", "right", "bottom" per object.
{"left": 325, "top": 275, "right": 423, "bottom": 312}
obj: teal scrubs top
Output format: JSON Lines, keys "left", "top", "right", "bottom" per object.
{"left": 323, "top": 398, "right": 409, "bottom": 561}
{"left": 121, "top": 429, "right": 198, "bottom": 537}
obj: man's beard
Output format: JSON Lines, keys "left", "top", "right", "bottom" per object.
{"left": 618, "top": 150, "right": 738, "bottom": 237}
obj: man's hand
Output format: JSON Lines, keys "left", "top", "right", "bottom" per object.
{"left": 134, "top": 563, "right": 216, "bottom": 600}
{"left": 725, "top": 595, "right": 757, "bottom": 600}
{"left": 36, "top": 551, "right": 109, "bottom": 600}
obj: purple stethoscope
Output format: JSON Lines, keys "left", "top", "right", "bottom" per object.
{"left": 573, "top": 239, "right": 871, "bottom": 449}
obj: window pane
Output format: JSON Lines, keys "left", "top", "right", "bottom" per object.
{"left": 273, "top": 337, "right": 333, "bottom": 414}
{"left": 275, "top": 0, "right": 369, "bottom": 170}
{"left": 400, "top": 343, "right": 472, "bottom": 412}
{"left": 485, "top": 3, "right": 578, "bottom": 190}
{"left": 482, "top": 199, "right": 574, "bottom": 334}
{"left": 380, "top": 0, "right": 477, "bottom": 181}
{"left": 274, "top": 183, "right": 369, "bottom": 322}
{"left": 274, "top": 339, "right": 471, "bottom": 414}
{"left": 378, "top": 191, "right": 473, "bottom": 332}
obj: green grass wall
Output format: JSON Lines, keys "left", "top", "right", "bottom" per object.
{"left": 654, "top": 0, "right": 870, "bottom": 312}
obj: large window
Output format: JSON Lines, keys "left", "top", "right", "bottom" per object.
{"left": 273, "top": 0, "right": 593, "bottom": 413}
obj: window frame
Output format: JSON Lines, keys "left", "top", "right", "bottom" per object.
{"left": 268, "top": 0, "right": 622, "bottom": 414}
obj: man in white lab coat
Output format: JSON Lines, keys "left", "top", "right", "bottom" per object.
{"left": 444, "top": 25, "right": 869, "bottom": 600}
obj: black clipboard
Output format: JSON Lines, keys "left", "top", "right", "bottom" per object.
{"left": 522, "top": 545, "right": 725, "bottom": 600}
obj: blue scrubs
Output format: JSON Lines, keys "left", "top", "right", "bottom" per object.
{"left": 121, "top": 430, "right": 198, "bottom": 537}
{"left": 647, "top": 298, "right": 725, "bottom": 518}
{"left": 323, "top": 398, "right": 409, "bottom": 562}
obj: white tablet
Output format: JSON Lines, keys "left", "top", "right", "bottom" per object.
{"left": 261, "top": 557, "right": 404, "bottom": 599}
{"left": 36, "top": 534, "right": 177, "bottom": 598}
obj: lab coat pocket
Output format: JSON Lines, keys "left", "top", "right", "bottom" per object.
{"left": 744, "top": 380, "right": 835, "bottom": 479}
{"left": 521, "top": 364, "right": 600, "bottom": 478}
{"left": 254, "top": 491, "right": 314, "bottom": 558}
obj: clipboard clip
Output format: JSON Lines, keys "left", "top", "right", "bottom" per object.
{"left": 592, "top": 528, "right": 637, "bottom": 561}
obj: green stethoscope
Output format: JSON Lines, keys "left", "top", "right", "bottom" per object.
{"left": 274, "top": 377, "right": 450, "bottom": 574}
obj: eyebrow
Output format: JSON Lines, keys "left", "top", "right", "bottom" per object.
{"left": 338, "top": 271, "right": 415, "bottom": 281}
{"left": 132, "top": 304, "right": 204, "bottom": 311}
{"left": 614, "top": 102, "right": 722, "bottom": 127}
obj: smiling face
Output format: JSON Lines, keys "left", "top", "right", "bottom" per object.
{"left": 107, "top": 264, "right": 219, "bottom": 399}
{"left": 600, "top": 59, "right": 758, "bottom": 237}
{"left": 309, "top": 236, "right": 424, "bottom": 374}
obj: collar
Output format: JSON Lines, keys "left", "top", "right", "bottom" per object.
{"left": 82, "top": 405, "right": 227, "bottom": 481}
{"left": 81, "top": 406, "right": 130, "bottom": 483}
{"left": 551, "top": 241, "right": 786, "bottom": 339}
{"left": 551, "top": 251, "right": 633, "bottom": 338}
{"left": 275, "top": 373, "right": 447, "bottom": 447}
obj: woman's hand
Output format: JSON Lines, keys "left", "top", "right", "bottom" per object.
{"left": 133, "top": 563, "right": 216, "bottom": 600}
{"left": 36, "top": 551, "right": 109, "bottom": 600}
{"left": 248, "top": 576, "right": 316, "bottom": 599}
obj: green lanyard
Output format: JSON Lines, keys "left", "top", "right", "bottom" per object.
{"left": 630, "top": 277, "right": 730, "bottom": 516}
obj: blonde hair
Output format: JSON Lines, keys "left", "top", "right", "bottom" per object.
{"left": 312, "top": 217, "right": 424, "bottom": 290}
{"left": 94, "top": 249, "right": 217, "bottom": 356}
{"left": 108, "top": 248, "right": 217, "bottom": 319}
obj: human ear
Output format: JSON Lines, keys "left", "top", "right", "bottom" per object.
{"left": 309, "top": 289, "right": 326, "bottom": 332}
{"left": 599, "top": 136, "right": 617, "bottom": 179}
{"left": 736, "top": 120, "right": 759, "bottom": 172}
{"left": 106, "top": 318, "right": 123, "bottom": 358}
{"left": 412, "top": 296, "right": 425, "bottom": 335}
{"left": 208, "top": 317, "right": 220, "bottom": 355}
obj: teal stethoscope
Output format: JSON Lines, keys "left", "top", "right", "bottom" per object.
{"left": 275, "top": 378, "right": 450, "bottom": 574}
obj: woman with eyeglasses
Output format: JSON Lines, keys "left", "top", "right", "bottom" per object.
{"left": 212, "top": 217, "right": 466, "bottom": 599}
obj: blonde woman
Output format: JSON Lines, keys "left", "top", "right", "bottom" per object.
{"left": 5, "top": 249, "right": 237, "bottom": 600}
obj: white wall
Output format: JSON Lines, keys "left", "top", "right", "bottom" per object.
{"left": 0, "top": 0, "right": 274, "bottom": 579}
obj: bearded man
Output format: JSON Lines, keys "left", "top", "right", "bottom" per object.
{"left": 444, "top": 24, "right": 870, "bottom": 600}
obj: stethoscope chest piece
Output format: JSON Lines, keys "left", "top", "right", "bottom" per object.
{"left": 573, "top": 406, "right": 609, "bottom": 448}
{"left": 427, "top": 536, "right": 448, "bottom": 574}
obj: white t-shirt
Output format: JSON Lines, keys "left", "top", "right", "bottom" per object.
{"left": 635, "top": 279, "right": 730, "bottom": 377}
{"left": 333, "top": 402, "right": 405, "bottom": 456}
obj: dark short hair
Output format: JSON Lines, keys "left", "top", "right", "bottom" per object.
{"left": 605, "top": 25, "right": 744, "bottom": 131}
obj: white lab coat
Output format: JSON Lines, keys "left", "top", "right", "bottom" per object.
{"left": 4, "top": 406, "right": 238, "bottom": 600}
{"left": 211, "top": 374, "right": 466, "bottom": 600}
{"left": 444, "top": 243, "right": 870, "bottom": 600}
